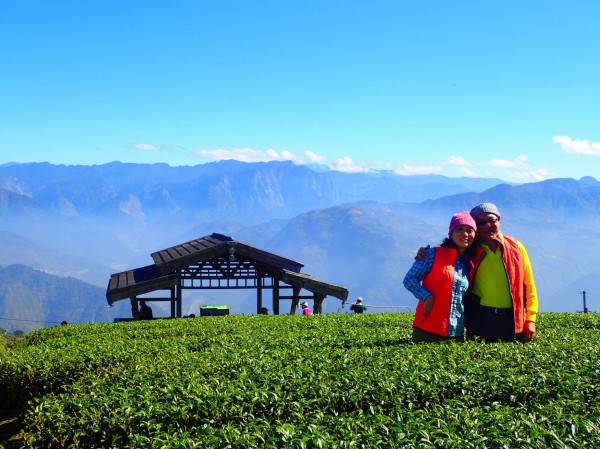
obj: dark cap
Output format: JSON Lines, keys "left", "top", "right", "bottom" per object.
{"left": 470, "top": 203, "right": 501, "bottom": 219}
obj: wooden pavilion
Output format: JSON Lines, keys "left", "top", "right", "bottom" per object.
{"left": 106, "top": 233, "right": 349, "bottom": 318}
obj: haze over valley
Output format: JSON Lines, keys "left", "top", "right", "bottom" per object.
{"left": 1, "top": 161, "right": 598, "bottom": 332}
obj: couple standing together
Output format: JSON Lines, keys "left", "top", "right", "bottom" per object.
{"left": 404, "top": 202, "right": 538, "bottom": 343}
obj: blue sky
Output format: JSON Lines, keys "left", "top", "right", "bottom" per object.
{"left": 2, "top": 1, "right": 599, "bottom": 182}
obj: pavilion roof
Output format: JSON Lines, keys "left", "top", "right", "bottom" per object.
{"left": 106, "top": 233, "right": 348, "bottom": 305}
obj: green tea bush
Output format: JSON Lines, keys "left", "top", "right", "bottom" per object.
{"left": 1, "top": 313, "right": 599, "bottom": 448}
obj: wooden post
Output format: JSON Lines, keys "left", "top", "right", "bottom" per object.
{"left": 170, "top": 285, "right": 176, "bottom": 318}
{"left": 257, "top": 268, "right": 263, "bottom": 314}
{"left": 314, "top": 293, "right": 325, "bottom": 314}
{"left": 176, "top": 274, "right": 182, "bottom": 318}
{"left": 290, "top": 285, "right": 301, "bottom": 314}
{"left": 130, "top": 296, "right": 140, "bottom": 320}
{"left": 273, "top": 273, "right": 280, "bottom": 315}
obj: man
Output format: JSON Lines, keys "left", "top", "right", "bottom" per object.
{"left": 139, "top": 300, "right": 154, "bottom": 320}
{"left": 467, "top": 203, "right": 538, "bottom": 342}
{"left": 350, "top": 297, "right": 367, "bottom": 314}
{"left": 416, "top": 202, "right": 538, "bottom": 342}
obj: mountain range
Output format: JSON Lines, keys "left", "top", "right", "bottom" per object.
{"left": 0, "top": 161, "right": 597, "bottom": 332}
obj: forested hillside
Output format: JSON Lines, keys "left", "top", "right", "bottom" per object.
{"left": 0, "top": 265, "right": 129, "bottom": 333}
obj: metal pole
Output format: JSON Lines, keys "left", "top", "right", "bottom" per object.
{"left": 580, "top": 291, "right": 588, "bottom": 313}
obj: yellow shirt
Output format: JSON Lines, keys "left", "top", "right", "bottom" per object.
{"left": 472, "top": 240, "right": 538, "bottom": 322}
{"left": 472, "top": 243, "right": 513, "bottom": 309}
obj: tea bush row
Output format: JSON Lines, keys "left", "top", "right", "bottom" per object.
{"left": 1, "top": 312, "right": 599, "bottom": 448}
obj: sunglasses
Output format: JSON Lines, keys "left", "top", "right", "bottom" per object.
{"left": 476, "top": 217, "right": 498, "bottom": 227}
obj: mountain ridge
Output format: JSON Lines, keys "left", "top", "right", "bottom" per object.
{"left": 1, "top": 161, "right": 598, "bottom": 330}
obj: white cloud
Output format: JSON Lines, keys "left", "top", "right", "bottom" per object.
{"left": 553, "top": 135, "right": 600, "bottom": 156}
{"left": 395, "top": 164, "right": 442, "bottom": 176}
{"left": 195, "top": 147, "right": 330, "bottom": 166}
{"left": 402, "top": 153, "right": 551, "bottom": 182}
{"left": 280, "top": 150, "right": 295, "bottom": 160}
{"left": 192, "top": 146, "right": 551, "bottom": 182}
{"left": 474, "top": 154, "right": 549, "bottom": 181}
{"left": 489, "top": 158, "right": 517, "bottom": 168}
{"left": 196, "top": 148, "right": 290, "bottom": 163}
{"left": 459, "top": 166, "right": 478, "bottom": 177}
{"left": 132, "top": 143, "right": 158, "bottom": 151}
{"left": 489, "top": 154, "right": 528, "bottom": 168}
{"left": 447, "top": 156, "right": 470, "bottom": 166}
{"left": 512, "top": 168, "right": 549, "bottom": 182}
{"left": 305, "top": 151, "right": 326, "bottom": 163}
{"left": 328, "top": 156, "right": 371, "bottom": 173}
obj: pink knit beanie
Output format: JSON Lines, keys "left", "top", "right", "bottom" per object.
{"left": 448, "top": 211, "right": 477, "bottom": 237}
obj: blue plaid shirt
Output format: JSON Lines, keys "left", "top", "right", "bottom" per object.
{"left": 403, "top": 247, "right": 470, "bottom": 337}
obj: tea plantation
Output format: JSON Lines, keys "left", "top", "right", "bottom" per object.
{"left": 1, "top": 312, "right": 599, "bottom": 448}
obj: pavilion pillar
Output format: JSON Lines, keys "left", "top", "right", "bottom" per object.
{"left": 273, "top": 273, "right": 280, "bottom": 315}
{"left": 170, "top": 285, "right": 176, "bottom": 318}
{"left": 256, "top": 269, "right": 263, "bottom": 314}
{"left": 176, "top": 275, "right": 182, "bottom": 318}
{"left": 314, "top": 293, "right": 325, "bottom": 314}
{"left": 289, "top": 285, "right": 301, "bottom": 314}
{"left": 130, "top": 296, "right": 140, "bottom": 320}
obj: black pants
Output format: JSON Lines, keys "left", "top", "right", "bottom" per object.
{"left": 412, "top": 327, "right": 463, "bottom": 343}
{"left": 467, "top": 306, "right": 523, "bottom": 343}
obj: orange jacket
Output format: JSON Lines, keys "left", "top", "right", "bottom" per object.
{"left": 412, "top": 247, "right": 469, "bottom": 337}
{"left": 472, "top": 234, "right": 531, "bottom": 333}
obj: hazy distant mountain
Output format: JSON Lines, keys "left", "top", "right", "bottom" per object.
{"left": 0, "top": 231, "right": 112, "bottom": 286}
{"left": 0, "top": 265, "right": 130, "bottom": 333}
{"left": 369, "top": 176, "right": 600, "bottom": 231}
{"left": 1, "top": 161, "right": 598, "bottom": 328}
{"left": 233, "top": 177, "right": 600, "bottom": 314}
{"left": 241, "top": 202, "right": 444, "bottom": 313}
{"left": 234, "top": 198, "right": 600, "bottom": 312}
{"left": 0, "top": 160, "right": 505, "bottom": 267}
{"left": 0, "top": 161, "right": 505, "bottom": 214}
{"left": 551, "top": 270, "right": 600, "bottom": 313}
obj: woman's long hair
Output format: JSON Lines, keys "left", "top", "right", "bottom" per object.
{"left": 439, "top": 237, "right": 477, "bottom": 259}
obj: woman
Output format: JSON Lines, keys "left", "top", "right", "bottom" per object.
{"left": 403, "top": 211, "right": 477, "bottom": 343}
{"left": 300, "top": 301, "right": 313, "bottom": 315}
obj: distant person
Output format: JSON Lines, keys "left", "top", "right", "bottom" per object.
{"left": 350, "top": 297, "right": 367, "bottom": 314}
{"left": 415, "top": 203, "right": 539, "bottom": 343}
{"left": 139, "top": 300, "right": 153, "bottom": 320}
{"left": 60, "top": 320, "right": 68, "bottom": 325}
{"left": 404, "top": 211, "right": 477, "bottom": 343}
{"left": 300, "top": 301, "right": 313, "bottom": 315}
{"left": 259, "top": 307, "right": 269, "bottom": 315}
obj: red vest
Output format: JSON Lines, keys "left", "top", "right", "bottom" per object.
{"left": 473, "top": 234, "right": 526, "bottom": 333}
{"left": 412, "top": 247, "right": 462, "bottom": 337}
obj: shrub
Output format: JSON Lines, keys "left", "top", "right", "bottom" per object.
{"left": 1, "top": 313, "right": 599, "bottom": 448}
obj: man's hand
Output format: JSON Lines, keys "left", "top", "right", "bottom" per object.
{"left": 524, "top": 321, "right": 536, "bottom": 342}
{"left": 414, "top": 245, "right": 430, "bottom": 261}
{"left": 423, "top": 295, "right": 434, "bottom": 316}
